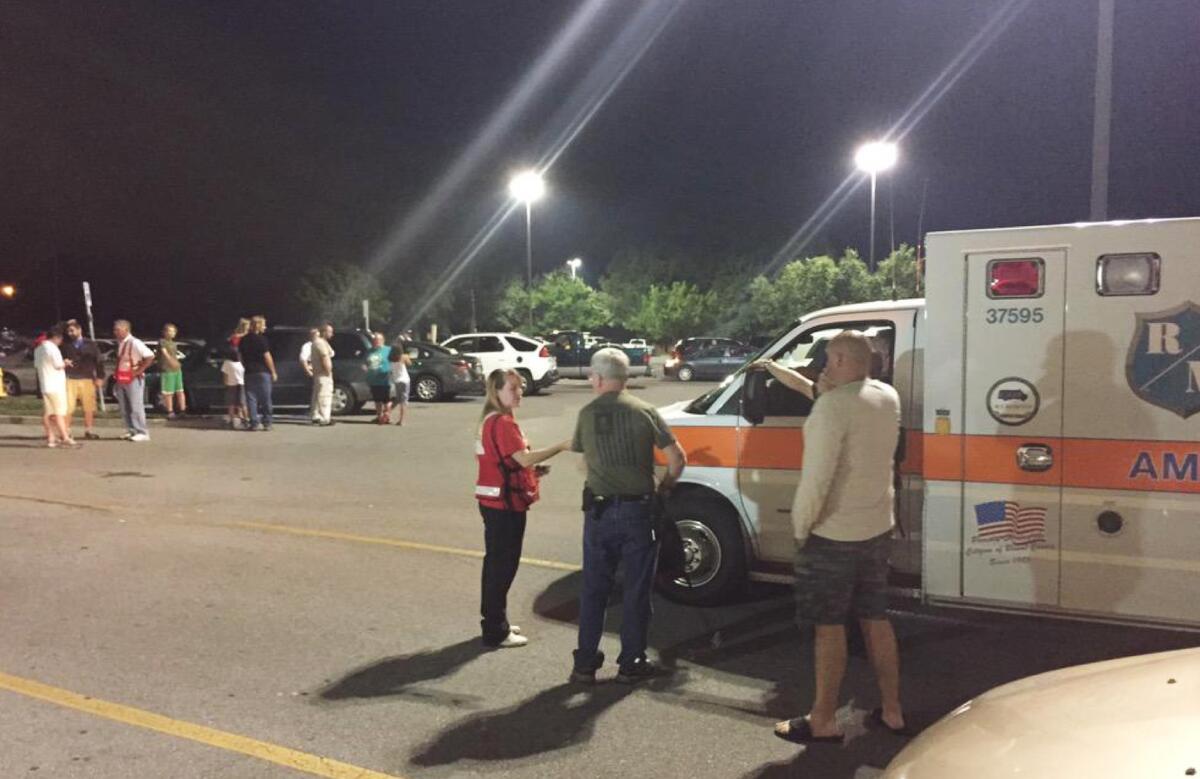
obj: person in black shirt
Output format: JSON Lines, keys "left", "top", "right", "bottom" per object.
{"left": 240, "top": 315, "right": 277, "bottom": 431}
{"left": 60, "top": 319, "right": 106, "bottom": 440}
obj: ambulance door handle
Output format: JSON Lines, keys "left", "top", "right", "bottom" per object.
{"left": 1016, "top": 444, "right": 1053, "bottom": 472}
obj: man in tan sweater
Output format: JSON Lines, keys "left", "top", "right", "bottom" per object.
{"left": 760, "top": 331, "right": 906, "bottom": 744}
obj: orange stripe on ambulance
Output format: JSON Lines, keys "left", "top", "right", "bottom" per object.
{"left": 655, "top": 218, "right": 1200, "bottom": 627}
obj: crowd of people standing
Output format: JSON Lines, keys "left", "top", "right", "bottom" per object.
{"left": 24, "top": 315, "right": 416, "bottom": 444}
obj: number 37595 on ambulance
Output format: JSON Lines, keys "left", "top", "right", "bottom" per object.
{"left": 655, "top": 217, "right": 1200, "bottom": 628}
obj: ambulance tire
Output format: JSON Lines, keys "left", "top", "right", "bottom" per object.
{"left": 658, "top": 494, "right": 746, "bottom": 605}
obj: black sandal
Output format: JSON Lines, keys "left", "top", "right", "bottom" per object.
{"left": 773, "top": 717, "right": 844, "bottom": 745}
{"left": 869, "top": 708, "right": 912, "bottom": 737}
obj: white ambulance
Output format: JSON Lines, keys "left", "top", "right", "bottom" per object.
{"left": 658, "top": 217, "right": 1200, "bottom": 627}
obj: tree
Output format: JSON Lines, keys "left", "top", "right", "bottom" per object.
{"left": 493, "top": 272, "right": 612, "bottom": 334}
{"left": 295, "top": 263, "right": 392, "bottom": 329}
{"left": 628, "top": 281, "right": 716, "bottom": 345}
{"left": 599, "top": 247, "right": 687, "bottom": 329}
{"left": 869, "top": 244, "right": 921, "bottom": 300}
{"left": 832, "top": 248, "right": 875, "bottom": 305}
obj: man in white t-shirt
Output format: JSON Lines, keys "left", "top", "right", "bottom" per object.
{"left": 34, "top": 325, "right": 78, "bottom": 448}
{"left": 112, "top": 319, "right": 156, "bottom": 442}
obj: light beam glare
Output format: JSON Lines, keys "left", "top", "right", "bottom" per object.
{"left": 401, "top": 0, "right": 684, "bottom": 332}
{"left": 764, "top": 0, "right": 1033, "bottom": 275}
{"left": 362, "top": 0, "right": 611, "bottom": 279}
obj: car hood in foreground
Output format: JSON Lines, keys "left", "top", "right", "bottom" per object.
{"left": 883, "top": 646, "right": 1200, "bottom": 778}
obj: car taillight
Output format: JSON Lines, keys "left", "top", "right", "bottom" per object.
{"left": 988, "top": 258, "right": 1043, "bottom": 298}
{"left": 538, "top": 345, "right": 550, "bottom": 358}
{"left": 643, "top": 352, "right": 651, "bottom": 364}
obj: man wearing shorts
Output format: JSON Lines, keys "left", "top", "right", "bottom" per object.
{"left": 774, "top": 331, "right": 905, "bottom": 744}
{"left": 60, "top": 319, "right": 105, "bottom": 440}
{"left": 158, "top": 323, "right": 186, "bottom": 419}
{"left": 34, "top": 325, "right": 78, "bottom": 448}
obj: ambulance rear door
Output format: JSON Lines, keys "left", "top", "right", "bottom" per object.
{"left": 1059, "top": 222, "right": 1200, "bottom": 625}
{"left": 961, "top": 249, "right": 1066, "bottom": 607}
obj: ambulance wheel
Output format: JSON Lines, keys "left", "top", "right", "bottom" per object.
{"left": 657, "top": 493, "right": 746, "bottom": 605}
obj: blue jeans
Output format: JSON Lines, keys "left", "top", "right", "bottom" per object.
{"left": 114, "top": 377, "right": 147, "bottom": 436}
{"left": 575, "top": 498, "right": 658, "bottom": 671}
{"left": 245, "top": 372, "right": 273, "bottom": 427}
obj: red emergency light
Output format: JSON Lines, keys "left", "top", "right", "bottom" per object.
{"left": 988, "top": 258, "right": 1043, "bottom": 298}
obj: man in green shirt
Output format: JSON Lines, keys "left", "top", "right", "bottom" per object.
{"left": 570, "top": 348, "right": 686, "bottom": 684}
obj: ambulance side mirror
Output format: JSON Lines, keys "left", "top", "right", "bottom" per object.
{"left": 742, "top": 371, "right": 767, "bottom": 425}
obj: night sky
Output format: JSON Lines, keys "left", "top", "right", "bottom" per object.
{"left": 2, "top": 0, "right": 1198, "bottom": 335}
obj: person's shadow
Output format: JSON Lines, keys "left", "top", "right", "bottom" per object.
{"left": 408, "top": 681, "right": 640, "bottom": 767}
{"left": 318, "top": 638, "right": 488, "bottom": 707}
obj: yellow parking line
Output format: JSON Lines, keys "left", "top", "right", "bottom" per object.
{"left": 228, "top": 521, "right": 582, "bottom": 573}
{"left": 0, "top": 670, "right": 400, "bottom": 779}
{"left": 0, "top": 492, "right": 115, "bottom": 513}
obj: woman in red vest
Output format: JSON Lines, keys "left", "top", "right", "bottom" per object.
{"left": 475, "top": 369, "right": 570, "bottom": 648}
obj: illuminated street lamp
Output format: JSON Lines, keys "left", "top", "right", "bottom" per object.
{"left": 0, "top": 284, "right": 14, "bottom": 299}
{"left": 509, "top": 170, "right": 546, "bottom": 331}
{"left": 854, "top": 141, "right": 898, "bottom": 272}
{"left": 567, "top": 257, "right": 582, "bottom": 279}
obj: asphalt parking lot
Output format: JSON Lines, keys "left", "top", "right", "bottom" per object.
{"left": 1, "top": 376, "right": 1196, "bottom": 778}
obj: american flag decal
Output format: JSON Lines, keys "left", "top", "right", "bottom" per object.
{"left": 974, "top": 501, "right": 1047, "bottom": 545}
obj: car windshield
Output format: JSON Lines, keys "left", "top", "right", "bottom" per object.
{"left": 681, "top": 324, "right": 795, "bottom": 414}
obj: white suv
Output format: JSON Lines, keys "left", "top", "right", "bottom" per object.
{"left": 441, "top": 332, "right": 558, "bottom": 394}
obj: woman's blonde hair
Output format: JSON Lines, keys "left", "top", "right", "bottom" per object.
{"left": 479, "top": 369, "right": 521, "bottom": 426}
{"left": 233, "top": 318, "right": 250, "bottom": 336}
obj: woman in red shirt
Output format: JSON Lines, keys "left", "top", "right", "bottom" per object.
{"left": 475, "top": 369, "right": 569, "bottom": 648}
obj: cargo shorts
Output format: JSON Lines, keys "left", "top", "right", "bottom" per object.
{"left": 794, "top": 531, "right": 891, "bottom": 625}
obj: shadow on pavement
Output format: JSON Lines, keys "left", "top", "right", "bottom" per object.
{"left": 319, "top": 638, "right": 488, "bottom": 704}
{"left": 409, "top": 681, "right": 641, "bottom": 767}
{"left": 530, "top": 570, "right": 1199, "bottom": 777}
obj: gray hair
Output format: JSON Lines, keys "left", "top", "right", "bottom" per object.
{"left": 590, "top": 347, "right": 629, "bottom": 381}
{"left": 113, "top": 319, "right": 131, "bottom": 331}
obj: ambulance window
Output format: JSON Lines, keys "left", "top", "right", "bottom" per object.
{"left": 761, "top": 322, "right": 896, "bottom": 417}
{"left": 987, "top": 258, "right": 1044, "bottom": 298}
{"left": 1096, "top": 253, "right": 1160, "bottom": 296}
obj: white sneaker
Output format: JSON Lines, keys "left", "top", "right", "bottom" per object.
{"left": 121, "top": 432, "right": 135, "bottom": 440}
{"left": 510, "top": 625, "right": 522, "bottom": 635}
{"left": 46, "top": 440, "right": 59, "bottom": 449}
{"left": 497, "top": 632, "right": 528, "bottom": 648}
{"left": 130, "top": 433, "right": 150, "bottom": 442}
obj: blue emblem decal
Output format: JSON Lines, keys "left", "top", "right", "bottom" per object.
{"left": 1126, "top": 302, "right": 1200, "bottom": 419}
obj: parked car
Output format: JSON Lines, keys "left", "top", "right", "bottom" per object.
{"left": 663, "top": 342, "right": 756, "bottom": 381}
{"left": 624, "top": 337, "right": 649, "bottom": 349}
{"left": 184, "top": 327, "right": 374, "bottom": 415}
{"left": 546, "top": 330, "right": 652, "bottom": 379}
{"left": 669, "top": 336, "right": 747, "bottom": 358}
{"left": 102, "top": 339, "right": 204, "bottom": 408}
{"left": 440, "top": 332, "right": 558, "bottom": 394}
{"left": 404, "top": 341, "right": 484, "bottom": 401}
{"left": 0, "top": 348, "right": 37, "bottom": 396}
{"left": 883, "top": 647, "right": 1200, "bottom": 778}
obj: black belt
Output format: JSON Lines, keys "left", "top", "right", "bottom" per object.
{"left": 593, "top": 493, "right": 651, "bottom": 504}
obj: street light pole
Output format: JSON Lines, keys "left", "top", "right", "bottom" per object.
{"left": 868, "top": 171, "right": 878, "bottom": 274}
{"left": 524, "top": 200, "right": 533, "bottom": 331}
{"left": 508, "top": 170, "right": 545, "bottom": 333}
{"left": 854, "top": 141, "right": 898, "bottom": 273}
{"left": 1090, "top": 0, "right": 1114, "bottom": 221}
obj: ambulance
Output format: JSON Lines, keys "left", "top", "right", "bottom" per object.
{"left": 657, "top": 217, "right": 1200, "bottom": 627}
